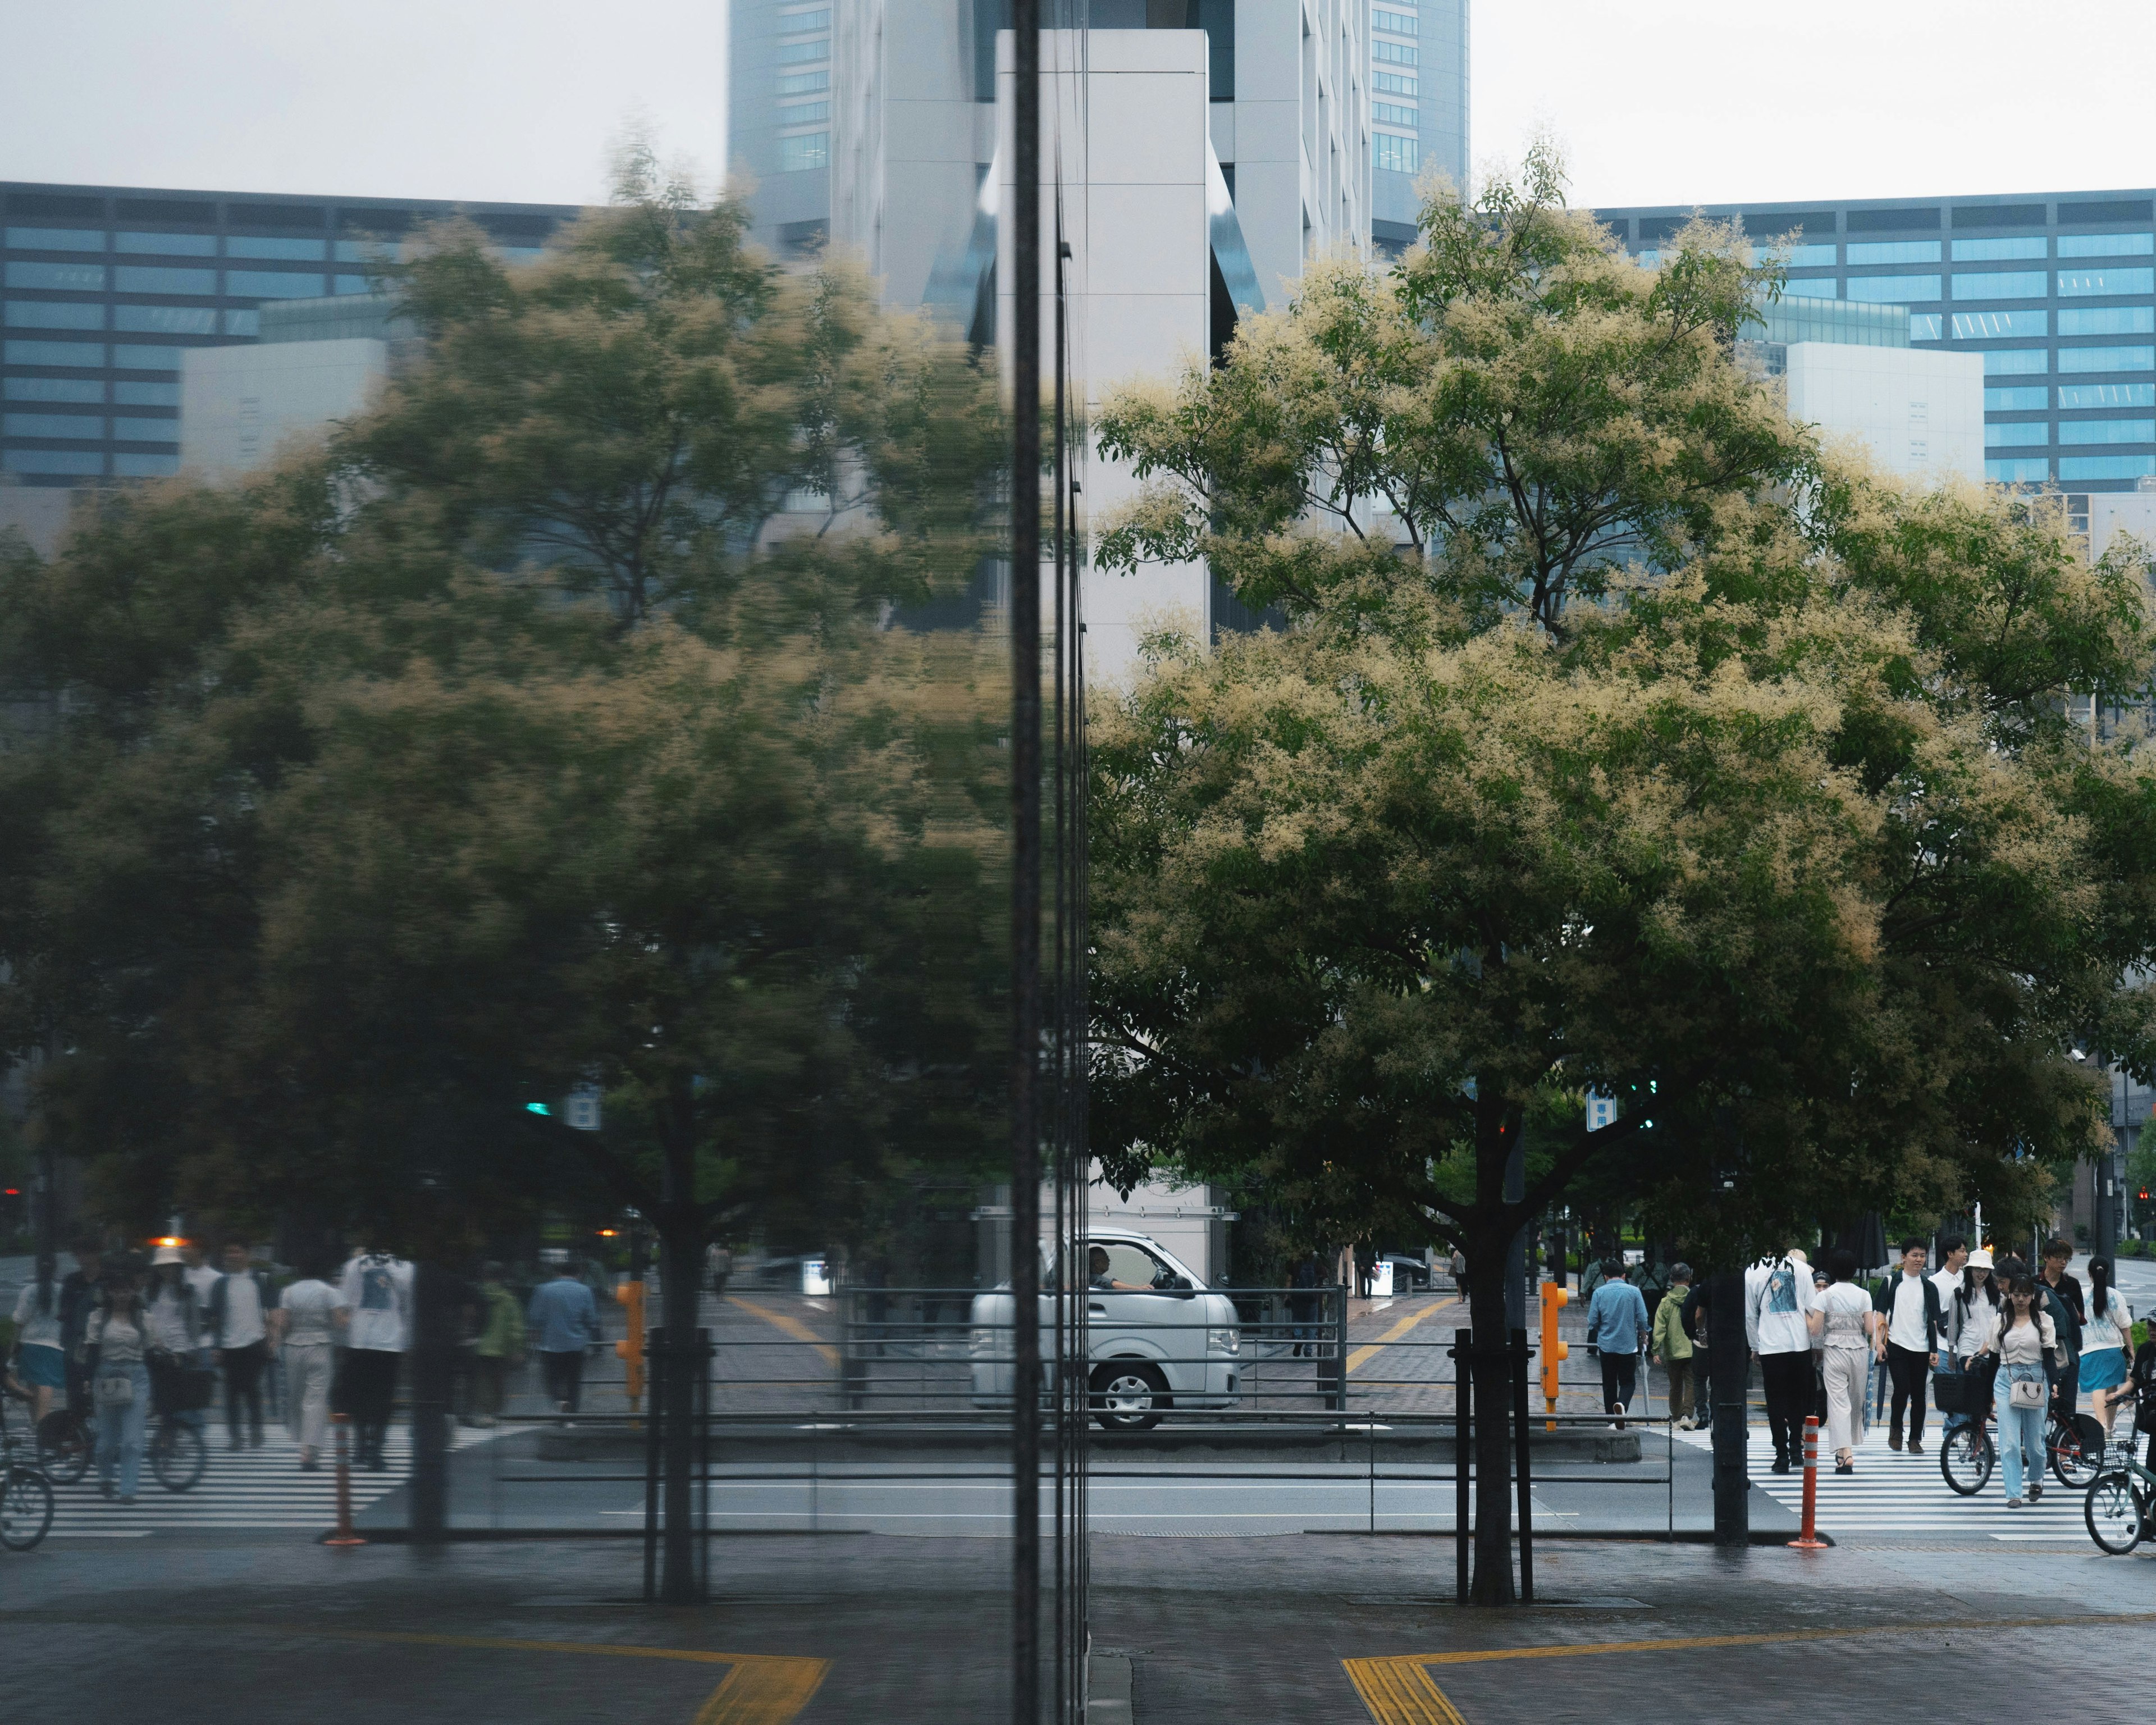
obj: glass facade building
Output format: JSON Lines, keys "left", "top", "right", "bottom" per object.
{"left": 1, "top": 182, "right": 577, "bottom": 486}
{"left": 1592, "top": 189, "right": 2156, "bottom": 490}
{"left": 1368, "top": 1, "right": 1469, "bottom": 255}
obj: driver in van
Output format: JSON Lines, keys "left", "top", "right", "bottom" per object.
{"left": 1088, "top": 1245, "right": 1140, "bottom": 1290}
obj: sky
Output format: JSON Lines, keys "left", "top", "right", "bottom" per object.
{"left": 1, "top": 2, "right": 2153, "bottom": 211}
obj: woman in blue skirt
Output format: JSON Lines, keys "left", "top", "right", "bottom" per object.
{"left": 2079, "top": 1257, "right": 2136, "bottom": 1440}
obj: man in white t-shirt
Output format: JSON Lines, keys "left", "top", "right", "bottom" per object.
{"left": 210, "top": 1243, "right": 275, "bottom": 1450}
{"left": 336, "top": 1239, "right": 414, "bottom": 1472}
{"left": 1746, "top": 1247, "right": 1819, "bottom": 1473}
{"left": 1929, "top": 1236, "right": 1968, "bottom": 1311}
{"left": 1871, "top": 1236, "right": 1945, "bottom": 1455}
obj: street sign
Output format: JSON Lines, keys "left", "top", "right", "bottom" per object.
{"left": 565, "top": 1083, "right": 602, "bottom": 1132}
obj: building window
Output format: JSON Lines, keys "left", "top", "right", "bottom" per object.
{"left": 5, "top": 260, "right": 106, "bottom": 291}
{"left": 778, "top": 69, "right": 830, "bottom": 95}
{"left": 113, "top": 380, "right": 179, "bottom": 406}
{"left": 111, "top": 344, "right": 185, "bottom": 369}
{"left": 116, "top": 265, "right": 216, "bottom": 295}
{"left": 225, "top": 309, "right": 260, "bottom": 336}
{"left": 1373, "top": 7, "right": 1418, "bottom": 34}
{"left": 1984, "top": 422, "right": 2049, "bottom": 447}
{"left": 2, "top": 410, "right": 104, "bottom": 440}
{"left": 1951, "top": 271, "right": 2047, "bottom": 300}
{"left": 2059, "top": 232, "right": 2155, "bottom": 258}
{"left": 112, "top": 451, "right": 180, "bottom": 477}
{"left": 1910, "top": 313, "right": 1943, "bottom": 340}
{"left": 1372, "top": 101, "right": 1418, "bottom": 127}
{"left": 6, "top": 339, "right": 105, "bottom": 366}
{"left": 2060, "top": 382, "right": 2156, "bottom": 409}
{"left": 780, "top": 8, "right": 832, "bottom": 31}
{"left": 4, "top": 226, "right": 106, "bottom": 253}
{"left": 776, "top": 39, "right": 829, "bottom": 65}
{"left": 1373, "top": 134, "right": 1419, "bottom": 175}
{"left": 2, "top": 448, "right": 103, "bottom": 476}
{"left": 1372, "top": 70, "right": 1416, "bottom": 95}
{"left": 114, "top": 305, "right": 216, "bottom": 334}
{"left": 778, "top": 101, "right": 830, "bottom": 126}
{"left": 1847, "top": 240, "right": 1940, "bottom": 265}
{"left": 2059, "top": 418, "right": 2155, "bottom": 444}
{"left": 2059, "top": 268, "right": 2155, "bottom": 298}
{"left": 1981, "top": 348, "right": 2049, "bottom": 375}
{"left": 1984, "top": 386, "right": 2048, "bottom": 411}
{"left": 1785, "top": 276, "right": 1837, "bottom": 299}
{"left": 115, "top": 232, "right": 216, "bottom": 257}
{"left": 1770, "top": 243, "right": 1837, "bottom": 268}
{"left": 227, "top": 236, "right": 327, "bottom": 261}
{"left": 331, "top": 275, "right": 372, "bottom": 296}
{"left": 780, "top": 133, "right": 830, "bottom": 173}
{"left": 1985, "top": 457, "right": 2050, "bottom": 482}
{"left": 1952, "top": 311, "right": 2048, "bottom": 339}
{"left": 2059, "top": 307, "right": 2156, "bottom": 336}
{"left": 1952, "top": 236, "right": 2046, "bottom": 261}
{"left": 112, "top": 415, "right": 177, "bottom": 443}
{"left": 2061, "top": 454, "right": 2156, "bottom": 480}
{"left": 4, "top": 300, "right": 106, "bottom": 330}
{"left": 3, "top": 376, "right": 103, "bottom": 403}
{"left": 1372, "top": 40, "right": 1418, "bottom": 66}
{"left": 1847, "top": 275, "right": 1938, "bottom": 303}
{"left": 2060, "top": 345, "right": 2155, "bottom": 372}
{"left": 225, "top": 270, "right": 328, "bottom": 299}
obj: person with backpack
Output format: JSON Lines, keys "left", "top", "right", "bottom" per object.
{"left": 2079, "top": 1256, "right": 2136, "bottom": 1439}
{"left": 1972, "top": 1272, "right": 2066, "bottom": 1508}
{"left": 1746, "top": 1246, "right": 1820, "bottom": 1473}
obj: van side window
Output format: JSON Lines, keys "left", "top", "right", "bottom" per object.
{"left": 1092, "top": 1242, "right": 1170, "bottom": 1289}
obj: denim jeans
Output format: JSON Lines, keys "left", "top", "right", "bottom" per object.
{"left": 1995, "top": 1373, "right": 2048, "bottom": 1499}
{"left": 96, "top": 1361, "right": 151, "bottom": 1498}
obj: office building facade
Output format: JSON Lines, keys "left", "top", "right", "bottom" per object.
{"left": 727, "top": 1, "right": 834, "bottom": 258}
{"left": 1369, "top": 1, "right": 1468, "bottom": 254}
{"left": 2, "top": 181, "right": 577, "bottom": 489}
{"left": 1592, "top": 188, "right": 2156, "bottom": 492}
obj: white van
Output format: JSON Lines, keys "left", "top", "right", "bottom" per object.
{"left": 969, "top": 1227, "right": 1243, "bottom": 1429}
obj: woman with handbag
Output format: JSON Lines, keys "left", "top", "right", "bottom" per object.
{"left": 1973, "top": 1274, "right": 2062, "bottom": 1508}
{"left": 83, "top": 1272, "right": 152, "bottom": 1504}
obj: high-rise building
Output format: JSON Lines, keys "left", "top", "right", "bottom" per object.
{"left": 1592, "top": 188, "right": 2156, "bottom": 493}
{"left": 1369, "top": 1, "right": 1469, "bottom": 255}
{"left": 725, "top": 1, "right": 835, "bottom": 259}
{"left": 2, "top": 181, "right": 578, "bottom": 490}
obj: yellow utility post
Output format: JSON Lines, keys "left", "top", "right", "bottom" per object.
{"left": 1538, "top": 1280, "right": 1569, "bottom": 1431}
{"left": 616, "top": 1276, "right": 646, "bottom": 1415}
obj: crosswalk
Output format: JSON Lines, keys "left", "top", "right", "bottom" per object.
{"left": 1676, "top": 1424, "right": 2105, "bottom": 1541}
{"left": 43, "top": 1425, "right": 499, "bottom": 1538}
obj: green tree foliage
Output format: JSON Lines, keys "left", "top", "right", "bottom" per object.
{"left": 1090, "top": 146, "right": 2156, "bottom": 1599}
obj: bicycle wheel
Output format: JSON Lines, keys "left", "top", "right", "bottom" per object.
{"left": 150, "top": 1421, "right": 205, "bottom": 1493}
{"left": 2052, "top": 1412, "right": 2106, "bottom": 1490}
{"left": 1940, "top": 1424, "right": 1993, "bottom": 1495}
{"left": 1, "top": 1467, "right": 56, "bottom": 1551}
{"left": 36, "top": 1412, "right": 90, "bottom": 1486}
{"left": 2084, "top": 1471, "right": 2148, "bottom": 1554}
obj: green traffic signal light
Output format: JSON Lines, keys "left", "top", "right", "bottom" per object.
{"left": 526, "top": 1102, "right": 551, "bottom": 1116}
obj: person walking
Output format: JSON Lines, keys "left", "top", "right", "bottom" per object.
{"left": 84, "top": 1267, "right": 151, "bottom": 1504}
{"left": 468, "top": 1263, "right": 525, "bottom": 1426}
{"left": 268, "top": 1253, "right": 346, "bottom": 1470}
{"left": 1807, "top": 1260, "right": 1832, "bottom": 1422}
{"left": 336, "top": 1238, "right": 413, "bottom": 1472}
{"left": 1746, "top": 1247, "right": 1819, "bottom": 1473}
{"left": 1288, "top": 1250, "right": 1323, "bottom": 1358}
{"left": 9, "top": 1255, "right": 67, "bottom": 1427}
{"left": 1650, "top": 1262, "right": 1696, "bottom": 1429}
{"left": 57, "top": 1238, "right": 107, "bottom": 1417}
{"left": 1586, "top": 1256, "right": 1650, "bottom": 1429}
{"left": 1811, "top": 1249, "right": 1880, "bottom": 1473}
{"left": 2079, "top": 1257, "right": 2136, "bottom": 1439}
{"left": 145, "top": 1246, "right": 205, "bottom": 1439}
{"left": 2036, "top": 1239, "right": 2084, "bottom": 1427}
{"left": 209, "top": 1243, "right": 274, "bottom": 1450}
{"left": 1872, "top": 1236, "right": 1945, "bottom": 1455}
{"left": 527, "top": 1261, "right": 600, "bottom": 1416}
{"left": 1940, "top": 1248, "right": 2002, "bottom": 1436}
{"left": 1973, "top": 1273, "right": 2064, "bottom": 1508}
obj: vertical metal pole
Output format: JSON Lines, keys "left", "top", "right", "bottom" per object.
{"left": 1049, "top": 174, "right": 1069, "bottom": 1725}
{"left": 1010, "top": 5, "right": 1043, "bottom": 1720}
{"left": 1511, "top": 1326, "right": 1532, "bottom": 1603}
{"left": 1709, "top": 1267, "right": 1749, "bottom": 1545}
{"left": 1453, "top": 1328, "right": 1469, "bottom": 1604}
{"left": 642, "top": 1331, "right": 661, "bottom": 1602}
{"left": 1331, "top": 1285, "right": 1349, "bottom": 1412}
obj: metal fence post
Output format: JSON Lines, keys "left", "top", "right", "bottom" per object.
{"left": 1330, "top": 1285, "right": 1349, "bottom": 1412}
{"left": 1510, "top": 1326, "right": 1533, "bottom": 1604}
{"left": 1453, "top": 1328, "right": 1470, "bottom": 1605}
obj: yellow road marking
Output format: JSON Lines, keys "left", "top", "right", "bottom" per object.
{"left": 1343, "top": 1655, "right": 1469, "bottom": 1724}
{"left": 1347, "top": 1298, "right": 1459, "bottom": 1375}
{"left": 729, "top": 1295, "right": 841, "bottom": 1366}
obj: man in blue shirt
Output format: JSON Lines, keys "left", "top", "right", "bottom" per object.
{"left": 527, "top": 1261, "right": 601, "bottom": 1417}
{"left": 1586, "top": 1256, "right": 1652, "bottom": 1429}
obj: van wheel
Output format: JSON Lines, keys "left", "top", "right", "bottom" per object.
{"left": 1091, "top": 1361, "right": 1169, "bottom": 1431}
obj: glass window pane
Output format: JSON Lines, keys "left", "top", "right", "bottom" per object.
{"left": 2059, "top": 383, "right": 2156, "bottom": 408}
{"left": 2059, "top": 454, "right": 2156, "bottom": 480}
{"left": 115, "top": 304, "right": 216, "bottom": 334}
{"left": 2058, "top": 233, "right": 2155, "bottom": 257}
{"left": 1767, "top": 243, "right": 1837, "bottom": 268}
{"left": 779, "top": 133, "right": 830, "bottom": 172}
{"left": 4, "top": 375, "right": 103, "bottom": 403}
{"left": 1953, "top": 311, "right": 2048, "bottom": 338}
{"left": 112, "top": 451, "right": 179, "bottom": 477}
{"left": 1373, "top": 8, "right": 1418, "bottom": 34}
{"left": 3, "top": 411, "right": 104, "bottom": 439}
{"left": 4, "top": 300, "right": 106, "bottom": 330}
{"left": 3, "top": 448, "right": 103, "bottom": 475}
{"left": 112, "top": 380, "right": 179, "bottom": 406}
{"left": 115, "top": 265, "right": 216, "bottom": 295}
{"left": 1951, "top": 236, "right": 2047, "bottom": 261}
{"left": 1372, "top": 70, "right": 1416, "bottom": 95}
{"left": 112, "top": 343, "right": 185, "bottom": 369}
{"left": 225, "top": 309, "right": 260, "bottom": 336}
{"left": 778, "top": 101, "right": 830, "bottom": 126}
{"left": 2059, "top": 345, "right": 2155, "bottom": 372}
{"left": 333, "top": 238, "right": 405, "bottom": 263}
{"left": 1980, "top": 348, "right": 2049, "bottom": 375}
{"left": 776, "top": 39, "right": 830, "bottom": 63}
{"left": 780, "top": 7, "right": 832, "bottom": 30}
{"left": 1372, "top": 40, "right": 1418, "bottom": 65}
{"left": 1847, "top": 240, "right": 1940, "bottom": 264}
{"left": 1785, "top": 275, "right": 1838, "bottom": 299}
{"left": 2059, "top": 307, "right": 2156, "bottom": 336}
{"left": 1984, "top": 421, "right": 2049, "bottom": 447}
{"left": 2058, "top": 268, "right": 2155, "bottom": 297}
{"left": 115, "top": 231, "right": 217, "bottom": 256}
{"left": 775, "top": 70, "right": 829, "bottom": 94}
{"left": 112, "top": 416, "right": 177, "bottom": 442}
{"left": 1847, "top": 275, "right": 1938, "bottom": 302}
{"left": 1373, "top": 135, "right": 1419, "bottom": 175}
{"left": 333, "top": 275, "right": 374, "bottom": 295}
{"left": 1985, "top": 457, "right": 2050, "bottom": 482}
{"left": 1910, "top": 312, "right": 1943, "bottom": 340}
{"left": 224, "top": 270, "right": 329, "bottom": 299}
{"left": 1951, "top": 271, "right": 2047, "bottom": 299}
{"left": 5, "top": 226, "right": 106, "bottom": 252}
{"left": 6, "top": 259, "right": 107, "bottom": 290}
{"left": 2059, "top": 418, "right": 2155, "bottom": 444}
{"left": 225, "top": 235, "right": 327, "bottom": 261}
{"left": 1984, "top": 386, "right": 2048, "bottom": 411}
{"left": 5, "top": 338, "right": 105, "bottom": 367}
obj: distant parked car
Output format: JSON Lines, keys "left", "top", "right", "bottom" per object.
{"left": 1383, "top": 1254, "right": 1433, "bottom": 1293}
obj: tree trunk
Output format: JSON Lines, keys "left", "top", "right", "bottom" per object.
{"left": 1462, "top": 1235, "right": 1516, "bottom": 1605}
{"left": 657, "top": 1221, "right": 704, "bottom": 1601}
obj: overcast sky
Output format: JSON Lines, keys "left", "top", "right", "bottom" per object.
{"left": 1, "top": 2, "right": 2152, "bottom": 211}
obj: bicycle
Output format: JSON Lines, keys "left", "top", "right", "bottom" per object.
{"left": 1936, "top": 1375, "right": 2099, "bottom": 1496}
{"left": 1, "top": 1382, "right": 58, "bottom": 1551}
{"left": 2084, "top": 1374, "right": 2156, "bottom": 1554}
{"left": 41, "top": 1360, "right": 208, "bottom": 1495}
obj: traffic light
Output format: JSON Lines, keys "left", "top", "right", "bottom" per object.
{"left": 1539, "top": 1280, "right": 1569, "bottom": 1427}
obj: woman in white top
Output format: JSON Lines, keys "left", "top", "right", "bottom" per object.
{"left": 83, "top": 1274, "right": 152, "bottom": 1504}
{"left": 270, "top": 1254, "right": 349, "bottom": 1470}
{"left": 1808, "top": 1249, "right": 1882, "bottom": 1473}
{"left": 8, "top": 1257, "right": 66, "bottom": 1424}
{"left": 1973, "top": 1274, "right": 2063, "bottom": 1508}
{"left": 2079, "top": 1256, "right": 2136, "bottom": 1437}
{"left": 1941, "top": 1249, "right": 2001, "bottom": 1436}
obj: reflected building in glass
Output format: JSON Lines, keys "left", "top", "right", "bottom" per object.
{"left": 1369, "top": 1, "right": 1469, "bottom": 257}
